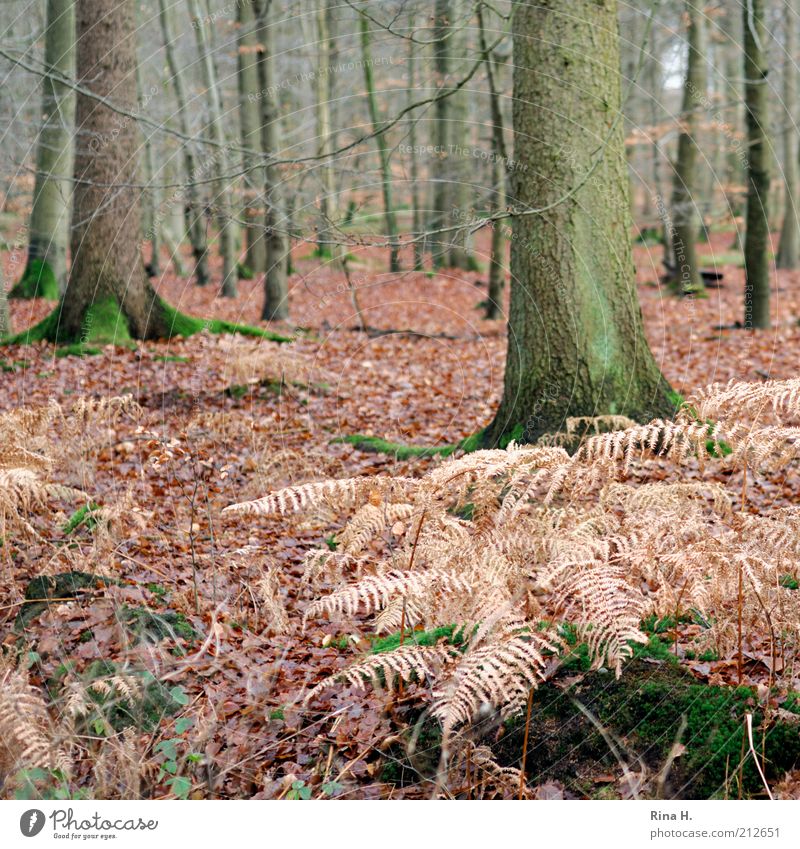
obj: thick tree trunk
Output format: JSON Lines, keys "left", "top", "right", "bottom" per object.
{"left": 254, "top": 0, "right": 289, "bottom": 321}
{"left": 359, "top": 13, "right": 400, "bottom": 273}
{"left": 668, "top": 2, "right": 706, "bottom": 295}
{"left": 238, "top": 0, "right": 266, "bottom": 276}
{"left": 0, "top": 256, "right": 9, "bottom": 336}
{"left": 483, "top": 0, "right": 672, "bottom": 446}
{"left": 157, "top": 0, "right": 209, "bottom": 286}
{"left": 137, "top": 62, "right": 160, "bottom": 278}
{"left": 11, "top": 0, "right": 74, "bottom": 300}
{"left": 777, "top": 0, "right": 799, "bottom": 269}
{"left": 742, "top": 0, "right": 771, "bottom": 329}
{"left": 188, "top": 0, "right": 237, "bottom": 297}
{"left": 54, "top": 0, "right": 172, "bottom": 343}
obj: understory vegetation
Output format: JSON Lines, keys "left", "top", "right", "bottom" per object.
{"left": 3, "top": 365, "right": 800, "bottom": 799}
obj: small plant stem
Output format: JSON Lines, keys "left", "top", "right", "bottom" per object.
{"left": 519, "top": 687, "right": 534, "bottom": 799}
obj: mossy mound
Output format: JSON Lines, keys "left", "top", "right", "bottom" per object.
{"left": 9, "top": 258, "right": 60, "bottom": 301}
{"left": 494, "top": 661, "right": 800, "bottom": 799}
{"left": 2, "top": 295, "right": 293, "bottom": 349}
{"left": 16, "top": 571, "right": 111, "bottom": 630}
{"left": 71, "top": 659, "right": 188, "bottom": 733}
{"left": 120, "top": 605, "right": 197, "bottom": 645}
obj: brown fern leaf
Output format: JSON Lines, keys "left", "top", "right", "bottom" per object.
{"left": 0, "top": 665, "right": 69, "bottom": 782}
{"left": 433, "top": 632, "right": 557, "bottom": 737}
{"left": 223, "top": 476, "right": 415, "bottom": 518}
{"left": 304, "top": 568, "right": 472, "bottom": 623}
{"left": 303, "top": 644, "right": 454, "bottom": 705}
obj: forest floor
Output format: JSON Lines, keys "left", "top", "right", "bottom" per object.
{"left": 2, "top": 229, "right": 800, "bottom": 800}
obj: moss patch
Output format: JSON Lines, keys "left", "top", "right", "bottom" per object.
{"left": 120, "top": 606, "right": 197, "bottom": 645}
{"left": 332, "top": 431, "right": 487, "bottom": 459}
{"left": 156, "top": 298, "right": 292, "bottom": 343}
{"left": 16, "top": 571, "right": 112, "bottom": 630}
{"left": 494, "top": 661, "right": 800, "bottom": 799}
{"left": 9, "top": 258, "right": 60, "bottom": 301}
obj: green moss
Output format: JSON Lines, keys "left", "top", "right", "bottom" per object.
{"left": 237, "top": 262, "right": 254, "bottom": 280}
{"left": 79, "top": 660, "right": 186, "bottom": 733}
{"left": 81, "top": 297, "right": 135, "bottom": 347}
{"left": 120, "top": 606, "right": 197, "bottom": 644}
{"left": 55, "top": 344, "right": 102, "bottom": 358}
{"left": 62, "top": 503, "right": 101, "bottom": 535}
{"left": 16, "top": 571, "right": 110, "bottom": 629}
{"left": 332, "top": 434, "right": 458, "bottom": 459}
{"left": 495, "top": 661, "right": 800, "bottom": 799}
{"left": 10, "top": 258, "right": 60, "bottom": 300}
{"left": 779, "top": 574, "right": 799, "bottom": 590}
{"left": 370, "top": 625, "right": 465, "bottom": 654}
{"left": 156, "top": 298, "right": 293, "bottom": 343}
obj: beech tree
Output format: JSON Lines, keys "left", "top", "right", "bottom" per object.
{"left": 10, "top": 0, "right": 284, "bottom": 347}
{"left": 11, "top": 0, "right": 74, "bottom": 300}
{"left": 777, "top": 0, "right": 798, "bottom": 270}
{"left": 742, "top": 0, "right": 771, "bottom": 329}
{"left": 483, "top": 0, "right": 672, "bottom": 446}
{"left": 668, "top": 2, "right": 706, "bottom": 295}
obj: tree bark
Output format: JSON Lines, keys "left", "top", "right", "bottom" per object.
{"left": 668, "top": 1, "right": 706, "bottom": 295}
{"left": 11, "top": 0, "right": 75, "bottom": 300}
{"left": 407, "top": 12, "right": 424, "bottom": 272}
{"left": 777, "top": 0, "right": 799, "bottom": 269}
{"left": 478, "top": 3, "right": 507, "bottom": 319}
{"left": 254, "top": 0, "right": 289, "bottom": 321}
{"left": 315, "top": 0, "right": 337, "bottom": 259}
{"left": 742, "top": 0, "right": 771, "bottom": 329}
{"left": 188, "top": 0, "right": 238, "bottom": 297}
{"left": 157, "top": 0, "right": 209, "bottom": 286}
{"left": 359, "top": 13, "right": 400, "bottom": 272}
{"left": 55, "top": 0, "right": 171, "bottom": 343}
{"left": 238, "top": 0, "right": 266, "bottom": 276}
{"left": 483, "top": 0, "right": 672, "bottom": 445}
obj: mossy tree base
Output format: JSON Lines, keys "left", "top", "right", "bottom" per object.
{"left": 333, "top": 430, "right": 486, "bottom": 459}
{"left": 9, "top": 259, "right": 60, "bottom": 301}
{"left": 3, "top": 295, "right": 293, "bottom": 348}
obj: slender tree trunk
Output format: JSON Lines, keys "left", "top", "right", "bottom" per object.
{"left": 0, "top": 256, "right": 9, "bottom": 336}
{"left": 137, "top": 63, "right": 160, "bottom": 278}
{"left": 408, "top": 12, "right": 424, "bottom": 272}
{"left": 157, "top": 0, "right": 209, "bottom": 286}
{"left": 777, "top": 0, "right": 799, "bottom": 269}
{"left": 478, "top": 4, "right": 507, "bottom": 319}
{"left": 359, "top": 13, "right": 400, "bottom": 272}
{"left": 722, "top": 5, "right": 745, "bottom": 247}
{"left": 483, "top": 0, "right": 672, "bottom": 445}
{"left": 237, "top": 1, "right": 266, "bottom": 276}
{"left": 11, "top": 0, "right": 74, "bottom": 300}
{"left": 429, "top": 0, "right": 451, "bottom": 266}
{"left": 254, "top": 0, "right": 289, "bottom": 320}
{"left": 743, "top": 0, "right": 771, "bottom": 329}
{"left": 187, "top": 0, "right": 237, "bottom": 297}
{"left": 315, "top": 1, "right": 337, "bottom": 258}
{"left": 669, "top": 2, "right": 706, "bottom": 295}
{"left": 446, "top": 0, "right": 474, "bottom": 270}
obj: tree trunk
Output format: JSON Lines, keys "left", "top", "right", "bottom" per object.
{"left": 238, "top": 0, "right": 266, "bottom": 276}
{"left": 11, "top": 0, "right": 74, "bottom": 300}
{"left": 483, "top": 0, "right": 672, "bottom": 446}
{"left": 254, "top": 0, "right": 289, "bottom": 321}
{"left": 668, "top": 1, "right": 706, "bottom": 295}
{"left": 742, "top": 0, "right": 771, "bottom": 329}
{"left": 54, "top": 0, "right": 173, "bottom": 343}
{"left": 0, "top": 255, "right": 9, "bottom": 336}
{"left": 428, "top": 0, "right": 451, "bottom": 267}
{"left": 188, "top": 0, "right": 238, "bottom": 297}
{"left": 445, "top": 0, "right": 474, "bottom": 270}
{"left": 777, "top": 0, "right": 798, "bottom": 269}
{"left": 359, "top": 13, "right": 400, "bottom": 273}
{"left": 478, "top": 3, "right": 507, "bottom": 319}
{"left": 137, "top": 62, "right": 160, "bottom": 278}
{"left": 157, "top": 0, "right": 209, "bottom": 286}
{"left": 407, "top": 13, "right": 424, "bottom": 272}
{"left": 315, "top": 0, "right": 337, "bottom": 259}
